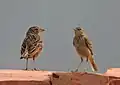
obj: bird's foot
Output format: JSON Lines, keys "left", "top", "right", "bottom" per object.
{"left": 83, "top": 68, "right": 88, "bottom": 72}
{"left": 31, "top": 68, "right": 40, "bottom": 71}
{"left": 74, "top": 68, "right": 79, "bottom": 72}
{"left": 22, "top": 68, "right": 30, "bottom": 71}
{"left": 69, "top": 68, "right": 79, "bottom": 72}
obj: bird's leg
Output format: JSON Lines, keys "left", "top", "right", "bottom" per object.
{"left": 86, "top": 57, "right": 88, "bottom": 62}
{"left": 84, "top": 57, "right": 89, "bottom": 72}
{"left": 83, "top": 68, "right": 88, "bottom": 72}
{"left": 32, "top": 58, "right": 38, "bottom": 71}
{"left": 25, "top": 58, "right": 28, "bottom": 70}
{"left": 75, "top": 57, "right": 83, "bottom": 72}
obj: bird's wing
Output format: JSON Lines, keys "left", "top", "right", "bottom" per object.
{"left": 26, "top": 34, "right": 42, "bottom": 55}
{"left": 84, "top": 37, "right": 93, "bottom": 55}
{"left": 20, "top": 37, "right": 28, "bottom": 57}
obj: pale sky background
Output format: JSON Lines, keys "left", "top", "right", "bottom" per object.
{"left": 0, "top": 0, "right": 120, "bottom": 73}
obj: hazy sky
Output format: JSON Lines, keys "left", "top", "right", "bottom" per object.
{"left": 0, "top": 0, "right": 120, "bottom": 73}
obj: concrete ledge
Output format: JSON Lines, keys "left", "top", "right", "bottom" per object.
{"left": 0, "top": 68, "right": 120, "bottom": 85}
{"left": 0, "top": 81, "right": 49, "bottom": 85}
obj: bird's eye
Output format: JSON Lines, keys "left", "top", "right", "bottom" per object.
{"left": 77, "top": 28, "right": 81, "bottom": 30}
{"left": 34, "top": 28, "right": 38, "bottom": 30}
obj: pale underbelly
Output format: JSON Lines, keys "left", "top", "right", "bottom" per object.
{"left": 75, "top": 46, "right": 91, "bottom": 57}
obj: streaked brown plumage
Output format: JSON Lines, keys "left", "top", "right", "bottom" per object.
{"left": 20, "top": 26, "right": 45, "bottom": 70}
{"left": 73, "top": 26, "right": 98, "bottom": 72}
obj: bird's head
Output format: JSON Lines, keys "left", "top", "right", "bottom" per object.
{"left": 27, "top": 26, "right": 46, "bottom": 35}
{"left": 73, "top": 26, "right": 85, "bottom": 36}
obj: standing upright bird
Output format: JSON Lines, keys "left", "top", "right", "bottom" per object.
{"left": 73, "top": 26, "right": 98, "bottom": 72}
{"left": 20, "top": 26, "right": 45, "bottom": 70}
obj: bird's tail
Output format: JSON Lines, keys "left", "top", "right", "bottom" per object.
{"left": 20, "top": 57, "right": 25, "bottom": 59}
{"left": 88, "top": 55, "right": 98, "bottom": 72}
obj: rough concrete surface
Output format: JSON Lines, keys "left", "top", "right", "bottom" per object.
{"left": 0, "top": 68, "right": 120, "bottom": 85}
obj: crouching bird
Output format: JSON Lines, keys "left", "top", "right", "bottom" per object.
{"left": 20, "top": 26, "right": 45, "bottom": 70}
{"left": 73, "top": 26, "right": 98, "bottom": 72}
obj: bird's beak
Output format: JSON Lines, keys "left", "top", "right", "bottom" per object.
{"left": 43, "top": 28, "right": 48, "bottom": 31}
{"left": 42, "top": 29, "right": 45, "bottom": 31}
{"left": 40, "top": 28, "right": 46, "bottom": 31}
